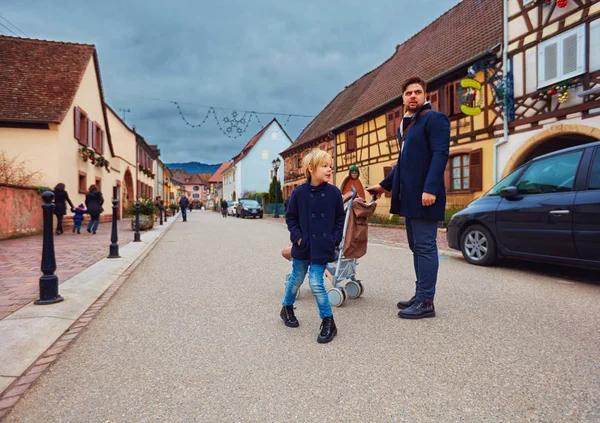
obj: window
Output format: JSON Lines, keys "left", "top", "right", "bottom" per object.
{"left": 78, "top": 171, "right": 87, "bottom": 193}
{"left": 193, "top": 194, "right": 200, "bottom": 198}
{"left": 262, "top": 149, "right": 269, "bottom": 160}
{"left": 74, "top": 107, "right": 88, "bottom": 145}
{"left": 346, "top": 128, "right": 356, "bottom": 151}
{"left": 95, "top": 177, "right": 102, "bottom": 192}
{"left": 538, "top": 24, "right": 585, "bottom": 88}
{"left": 386, "top": 107, "right": 402, "bottom": 139}
{"left": 428, "top": 91, "right": 439, "bottom": 112}
{"left": 516, "top": 151, "right": 582, "bottom": 195}
{"left": 451, "top": 154, "right": 470, "bottom": 191}
{"left": 446, "top": 149, "right": 482, "bottom": 193}
{"left": 588, "top": 148, "right": 600, "bottom": 190}
{"left": 444, "top": 81, "right": 462, "bottom": 116}
{"left": 193, "top": 186, "right": 199, "bottom": 191}
{"left": 93, "top": 123, "right": 103, "bottom": 153}
{"left": 294, "top": 155, "right": 300, "bottom": 169}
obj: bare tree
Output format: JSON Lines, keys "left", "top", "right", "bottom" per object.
{"left": 0, "top": 152, "right": 42, "bottom": 186}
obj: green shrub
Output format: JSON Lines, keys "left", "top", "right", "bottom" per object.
{"left": 389, "top": 214, "right": 401, "bottom": 224}
{"left": 125, "top": 198, "right": 157, "bottom": 216}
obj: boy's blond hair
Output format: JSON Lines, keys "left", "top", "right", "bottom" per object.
{"left": 302, "top": 149, "right": 332, "bottom": 181}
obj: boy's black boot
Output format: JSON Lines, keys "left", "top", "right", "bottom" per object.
{"left": 280, "top": 305, "right": 299, "bottom": 328}
{"left": 72, "top": 227, "right": 76, "bottom": 233}
{"left": 77, "top": 228, "right": 81, "bottom": 234}
{"left": 398, "top": 299, "right": 435, "bottom": 319}
{"left": 317, "top": 316, "right": 337, "bottom": 344}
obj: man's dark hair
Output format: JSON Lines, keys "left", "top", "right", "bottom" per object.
{"left": 402, "top": 76, "right": 427, "bottom": 93}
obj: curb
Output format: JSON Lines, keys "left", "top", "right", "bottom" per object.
{"left": 0, "top": 214, "right": 179, "bottom": 421}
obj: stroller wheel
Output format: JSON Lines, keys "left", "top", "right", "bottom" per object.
{"left": 327, "top": 287, "right": 346, "bottom": 307}
{"left": 345, "top": 280, "right": 362, "bottom": 299}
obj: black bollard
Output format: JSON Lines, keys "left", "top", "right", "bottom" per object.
{"left": 35, "top": 191, "right": 64, "bottom": 305}
{"left": 134, "top": 201, "right": 141, "bottom": 242}
{"left": 159, "top": 206, "right": 163, "bottom": 226}
{"left": 164, "top": 209, "right": 168, "bottom": 223}
{"left": 108, "top": 198, "right": 120, "bottom": 258}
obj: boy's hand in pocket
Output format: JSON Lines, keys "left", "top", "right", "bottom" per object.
{"left": 297, "top": 238, "right": 302, "bottom": 246}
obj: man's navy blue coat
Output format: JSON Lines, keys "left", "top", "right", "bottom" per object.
{"left": 286, "top": 181, "right": 346, "bottom": 265}
{"left": 380, "top": 103, "right": 450, "bottom": 221}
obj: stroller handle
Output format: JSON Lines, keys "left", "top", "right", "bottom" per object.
{"left": 350, "top": 185, "right": 358, "bottom": 199}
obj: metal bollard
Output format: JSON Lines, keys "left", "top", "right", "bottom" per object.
{"left": 134, "top": 201, "right": 141, "bottom": 242}
{"left": 159, "top": 207, "right": 163, "bottom": 225}
{"left": 108, "top": 198, "right": 120, "bottom": 258}
{"left": 35, "top": 191, "right": 64, "bottom": 305}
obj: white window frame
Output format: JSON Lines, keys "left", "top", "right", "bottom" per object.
{"left": 590, "top": 19, "right": 600, "bottom": 72}
{"left": 538, "top": 24, "right": 586, "bottom": 88}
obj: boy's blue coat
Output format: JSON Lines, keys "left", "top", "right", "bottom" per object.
{"left": 286, "top": 182, "right": 346, "bottom": 265}
{"left": 71, "top": 208, "right": 88, "bottom": 222}
{"left": 380, "top": 103, "right": 450, "bottom": 221}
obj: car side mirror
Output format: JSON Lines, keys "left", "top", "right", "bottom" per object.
{"left": 499, "top": 186, "right": 519, "bottom": 199}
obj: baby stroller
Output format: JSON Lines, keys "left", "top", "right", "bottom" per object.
{"left": 283, "top": 185, "right": 378, "bottom": 307}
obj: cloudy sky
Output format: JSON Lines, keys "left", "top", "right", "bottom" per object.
{"left": 2, "top": 0, "right": 460, "bottom": 164}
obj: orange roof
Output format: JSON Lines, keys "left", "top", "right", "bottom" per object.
{"left": 0, "top": 36, "right": 96, "bottom": 123}
{"left": 207, "top": 162, "right": 232, "bottom": 183}
{"left": 284, "top": 0, "right": 503, "bottom": 154}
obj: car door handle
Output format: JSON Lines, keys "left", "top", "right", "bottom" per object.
{"left": 549, "top": 210, "right": 570, "bottom": 215}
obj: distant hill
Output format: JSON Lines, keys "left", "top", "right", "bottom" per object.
{"left": 166, "top": 162, "right": 221, "bottom": 174}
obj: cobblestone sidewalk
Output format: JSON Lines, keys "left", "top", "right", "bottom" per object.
{"left": 0, "top": 219, "right": 136, "bottom": 320}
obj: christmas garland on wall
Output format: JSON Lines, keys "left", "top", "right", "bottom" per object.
{"left": 535, "top": 78, "right": 580, "bottom": 104}
{"left": 139, "top": 164, "right": 155, "bottom": 179}
{"left": 79, "top": 146, "right": 110, "bottom": 172}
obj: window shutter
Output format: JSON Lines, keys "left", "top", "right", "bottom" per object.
{"left": 100, "top": 129, "right": 105, "bottom": 154}
{"left": 393, "top": 108, "right": 402, "bottom": 135}
{"left": 383, "top": 166, "right": 392, "bottom": 198}
{"left": 469, "top": 149, "right": 483, "bottom": 192}
{"left": 443, "top": 84, "right": 451, "bottom": 115}
{"left": 74, "top": 107, "right": 81, "bottom": 141}
{"left": 346, "top": 128, "right": 356, "bottom": 151}
{"left": 540, "top": 41, "right": 559, "bottom": 86}
{"left": 386, "top": 111, "right": 395, "bottom": 139}
{"left": 87, "top": 119, "right": 93, "bottom": 147}
{"left": 428, "top": 91, "right": 439, "bottom": 111}
{"left": 453, "top": 81, "right": 461, "bottom": 115}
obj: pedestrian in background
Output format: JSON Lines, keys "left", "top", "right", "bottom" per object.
{"left": 221, "top": 199, "right": 228, "bottom": 218}
{"left": 366, "top": 76, "right": 450, "bottom": 319}
{"left": 281, "top": 148, "right": 345, "bottom": 344}
{"left": 85, "top": 184, "right": 104, "bottom": 234}
{"left": 70, "top": 204, "right": 88, "bottom": 234}
{"left": 155, "top": 196, "right": 165, "bottom": 221}
{"left": 52, "top": 183, "right": 74, "bottom": 235}
{"left": 179, "top": 195, "right": 190, "bottom": 222}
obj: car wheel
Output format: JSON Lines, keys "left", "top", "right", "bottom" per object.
{"left": 460, "top": 224, "right": 497, "bottom": 266}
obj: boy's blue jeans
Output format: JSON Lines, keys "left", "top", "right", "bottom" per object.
{"left": 283, "top": 258, "right": 332, "bottom": 319}
{"left": 86, "top": 216, "right": 100, "bottom": 232}
{"left": 181, "top": 208, "right": 187, "bottom": 221}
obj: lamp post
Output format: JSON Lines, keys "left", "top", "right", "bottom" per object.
{"left": 271, "top": 157, "right": 281, "bottom": 218}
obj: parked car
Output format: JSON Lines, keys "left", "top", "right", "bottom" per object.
{"left": 236, "top": 199, "right": 263, "bottom": 219}
{"left": 447, "top": 141, "right": 600, "bottom": 270}
{"left": 227, "top": 201, "right": 239, "bottom": 216}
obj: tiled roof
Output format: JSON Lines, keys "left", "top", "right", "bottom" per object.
{"left": 207, "top": 162, "right": 232, "bottom": 183}
{"left": 231, "top": 119, "right": 275, "bottom": 165}
{"left": 285, "top": 0, "right": 503, "bottom": 154}
{"left": 174, "top": 172, "right": 206, "bottom": 185}
{"left": 0, "top": 36, "right": 96, "bottom": 123}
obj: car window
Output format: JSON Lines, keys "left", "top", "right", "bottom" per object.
{"left": 515, "top": 151, "right": 582, "bottom": 195}
{"left": 486, "top": 168, "right": 522, "bottom": 196}
{"left": 588, "top": 148, "right": 600, "bottom": 190}
{"left": 242, "top": 200, "right": 260, "bottom": 207}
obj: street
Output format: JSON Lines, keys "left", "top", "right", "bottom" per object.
{"left": 5, "top": 211, "right": 600, "bottom": 423}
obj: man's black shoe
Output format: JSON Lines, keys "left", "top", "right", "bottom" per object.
{"left": 398, "top": 300, "right": 435, "bottom": 319}
{"left": 317, "top": 316, "right": 337, "bottom": 343}
{"left": 397, "top": 295, "right": 416, "bottom": 310}
{"left": 280, "top": 305, "right": 299, "bottom": 328}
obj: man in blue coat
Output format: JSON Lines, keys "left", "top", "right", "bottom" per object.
{"left": 367, "top": 76, "right": 450, "bottom": 319}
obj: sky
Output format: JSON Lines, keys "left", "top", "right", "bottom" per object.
{"left": 2, "top": 0, "right": 460, "bottom": 164}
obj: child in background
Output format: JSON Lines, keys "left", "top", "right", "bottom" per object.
{"left": 71, "top": 204, "right": 88, "bottom": 234}
{"left": 281, "top": 149, "right": 345, "bottom": 344}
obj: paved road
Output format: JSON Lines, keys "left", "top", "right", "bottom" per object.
{"left": 6, "top": 211, "right": 600, "bottom": 422}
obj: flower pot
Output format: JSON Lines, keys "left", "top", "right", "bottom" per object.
{"left": 131, "top": 214, "right": 155, "bottom": 231}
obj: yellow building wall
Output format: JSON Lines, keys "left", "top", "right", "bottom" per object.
{"left": 0, "top": 124, "right": 59, "bottom": 187}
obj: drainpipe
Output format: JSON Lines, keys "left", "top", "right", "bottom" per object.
{"left": 494, "top": 0, "right": 510, "bottom": 184}
{"left": 330, "top": 131, "right": 337, "bottom": 186}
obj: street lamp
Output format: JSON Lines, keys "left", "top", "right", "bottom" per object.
{"left": 271, "top": 157, "right": 281, "bottom": 218}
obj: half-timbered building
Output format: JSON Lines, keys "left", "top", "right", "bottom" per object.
{"left": 500, "top": 0, "right": 600, "bottom": 177}
{"left": 281, "top": 0, "right": 504, "bottom": 213}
